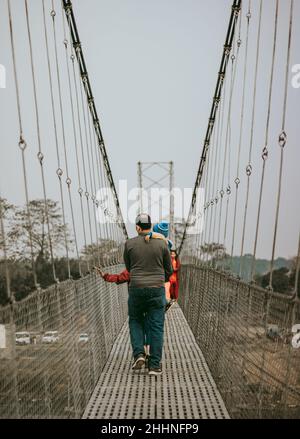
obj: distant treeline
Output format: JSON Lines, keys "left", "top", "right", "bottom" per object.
{"left": 0, "top": 198, "right": 121, "bottom": 306}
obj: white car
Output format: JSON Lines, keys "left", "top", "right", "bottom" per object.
{"left": 16, "top": 332, "right": 31, "bottom": 345}
{"left": 78, "top": 333, "right": 89, "bottom": 343}
{"left": 42, "top": 331, "right": 59, "bottom": 344}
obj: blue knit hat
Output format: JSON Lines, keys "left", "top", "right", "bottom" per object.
{"left": 153, "top": 221, "right": 169, "bottom": 238}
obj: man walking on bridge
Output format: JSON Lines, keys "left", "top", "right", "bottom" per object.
{"left": 124, "top": 213, "right": 173, "bottom": 376}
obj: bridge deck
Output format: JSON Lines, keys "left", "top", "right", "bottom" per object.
{"left": 83, "top": 304, "right": 229, "bottom": 419}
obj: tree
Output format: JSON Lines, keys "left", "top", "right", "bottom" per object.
{"left": 255, "top": 267, "right": 291, "bottom": 295}
{"left": 0, "top": 198, "right": 15, "bottom": 305}
{"left": 82, "top": 239, "right": 121, "bottom": 266}
{"left": 288, "top": 256, "right": 300, "bottom": 297}
{"left": 0, "top": 199, "right": 75, "bottom": 304}
{"left": 7, "top": 199, "right": 72, "bottom": 263}
{"left": 0, "top": 198, "right": 15, "bottom": 251}
{"left": 200, "top": 242, "right": 227, "bottom": 264}
{"left": 0, "top": 197, "right": 14, "bottom": 219}
{"left": 174, "top": 219, "right": 185, "bottom": 250}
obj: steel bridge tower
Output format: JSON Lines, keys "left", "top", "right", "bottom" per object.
{"left": 137, "top": 161, "right": 174, "bottom": 242}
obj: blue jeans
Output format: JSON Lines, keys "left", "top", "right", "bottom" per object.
{"left": 143, "top": 313, "right": 150, "bottom": 346}
{"left": 128, "top": 287, "right": 166, "bottom": 369}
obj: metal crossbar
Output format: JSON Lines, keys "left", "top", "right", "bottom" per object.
{"left": 83, "top": 304, "right": 229, "bottom": 419}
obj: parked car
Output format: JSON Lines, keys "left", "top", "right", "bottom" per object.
{"left": 42, "top": 331, "right": 59, "bottom": 344}
{"left": 78, "top": 333, "right": 89, "bottom": 343}
{"left": 266, "top": 324, "right": 281, "bottom": 340}
{"left": 16, "top": 332, "right": 31, "bottom": 345}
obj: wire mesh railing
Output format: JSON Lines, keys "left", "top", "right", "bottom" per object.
{"left": 0, "top": 265, "right": 127, "bottom": 419}
{"left": 179, "top": 264, "right": 300, "bottom": 418}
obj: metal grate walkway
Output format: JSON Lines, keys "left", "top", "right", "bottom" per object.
{"left": 83, "top": 304, "right": 229, "bottom": 419}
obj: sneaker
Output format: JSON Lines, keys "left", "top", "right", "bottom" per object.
{"left": 165, "top": 299, "right": 176, "bottom": 313}
{"left": 149, "top": 367, "right": 162, "bottom": 376}
{"left": 132, "top": 353, "right": 146, "bottom": 370}
{"left": 145, "top": 355, "right": 149, "bottom": 368}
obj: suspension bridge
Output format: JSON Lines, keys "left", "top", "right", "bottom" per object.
{"left": 0, "top": 0, "right": 299, "bottom": 419}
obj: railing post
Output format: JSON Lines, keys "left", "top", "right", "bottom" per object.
{"left": 257, "top": 289, "right": 271, "bottom": 418}
{"left": 281, "top": 297, "right": 299, "bottom": 418}
{"left": 9, "top": 299, "right": 20, "bottom": 419}
{"left": 44, "top": 372, "right": 52, "bottom": 419}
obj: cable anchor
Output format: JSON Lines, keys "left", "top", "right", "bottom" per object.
{"left": 56, "top": 168, "right": 63, "bottom": 178}
{"left": 18, "top": 137, "right": 27, "bottom": 151}
{"left": 262, "top": 147, "right": 269, "bottom": 161}
{"left": 278, "top": 131, "right": 287, "bottom": 148}
{"left": 37, "top": 152, "right": 44, "bottom": 164}
{"left": 246, "top": 164, "right": 252, "bottom": 177}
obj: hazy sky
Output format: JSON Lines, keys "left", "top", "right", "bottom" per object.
{"left": 0, "top": 0, "right": 299, "bottom": 260}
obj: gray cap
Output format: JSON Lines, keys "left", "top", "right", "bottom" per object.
{"left": 135, "top": 213, "right": 151, "bottom": 227}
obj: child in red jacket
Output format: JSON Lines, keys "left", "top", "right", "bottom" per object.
{"left": 169, "top": 250, "right": 181, "bottom": 300}
{"left": 101, "top": 269, "right": 130, "bottom": 284}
